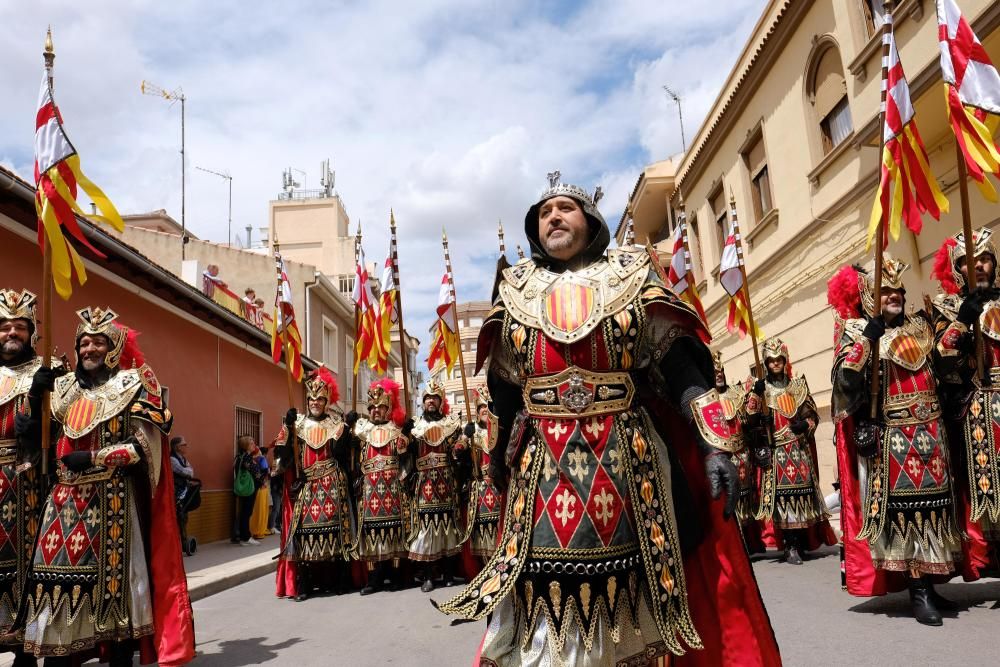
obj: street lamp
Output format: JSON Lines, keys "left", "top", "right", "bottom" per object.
{"left": 195, "top": 166, "right": 233, "bottom": 246}
{"left": 663, "top": 85, "right": 686, "bottom": 154}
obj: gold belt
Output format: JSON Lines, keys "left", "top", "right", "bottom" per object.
{"left": 417, "top": 452, "right": 449, "bottom": 471}
{"left": 304, "top": 459, "right": 336, "bottom": 480}
{"left": 361, "top": 455, "right": 398, "bottom": 474}
{"left": 523, "top": 366, "right": 634, "bottom": 418}
{"left": 0, "top": 441, "right": 14, "bottom": 466}
{"left": 882, "top": 392, "right": 941, "bottom": 426}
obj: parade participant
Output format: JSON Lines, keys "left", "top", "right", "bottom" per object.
{"left": 747, "top": 337, "right": 835, "bottom": 565}
{"left": 349, "top": 378, "right": 411, "bottom": 595}
{"left": 22, "top": 307, "right": 194, "bottom": 665}
{"left": 0, "top": 290, "right": 54, "bottom": 667}
{"left": 275, "top": 366, "right": 354, "bottom": 601}
{"left": 931, "top": 228, "right": 1000, "bottom": 577}
{"left": 408, "top": 380, "right": 465, "bottom": 592}
{"left": 437, "top": 177, "right": 779, "bottom": 665}
{"left": 460, "top": 387, "right": 501, "bottom": 563}
{"left": 713, "top": 352, "right": 767, "bottom": 538}
{"left": 833, "top": 257, "right": 962, "bottom": 626}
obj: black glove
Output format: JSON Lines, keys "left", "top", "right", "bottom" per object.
{"left": 958, "top": 288, "right": 993, "bottom": 326}
{"left": 61, "top": 451, "right": 93, "bottom": 473}
{"left": 862, "top": 316, "right": 885, "bottom": 342}
{"left": 854, "top": 420, "right": 880, "bottom": 458}
{"left": 789, "top": 419, "right": 810, "bottom": 435}
{"left": 463, "top": 422, "right": 476, "bottom": 439}
{"left": 30, "top": 365, "right": 61, "bottom": 398}
{"left": 401, "top": 418, "right": 415, "bottom": 437}
{"left": 274, "top": 444, "right": 293, "bottom": 461}
{"left": 752, "top": 379, "right": 765, "bottom": 396}
{"left": 704, "top": 452, "right": 739, "bottom": 519}
{"left": 753, "top": 446, "right": 773, "bottom": 470}
{"left": 14, "top": 412, "right": 37, "bottom": 438}
{"left": 284, "top": 408, "right": 297, "bottom": 426}
{"left": 345, "top": 411, "right": 360, "bottom": 427}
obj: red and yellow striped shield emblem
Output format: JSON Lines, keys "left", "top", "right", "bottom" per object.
{"left": 889, "top": 334, "right": 922, "bottom": 367}
{"left": 422, "top": 424, "right": 445, "bottom": 445}
{"left": 65, "top": 396, "right": 98, "bottom": 434}
{"left": 774, "top": 392, "right": 797, "bottom": 417}
{"left": 0, "top": 375, "right": 16, "bottom": 403}
{"left": 982, "top": 305, "right": 1000, "bottom": 339}
{"left": 544, "top": 281, "right": 595, "bottom": 334}
{"left": 304, "top": 425, "right": 326, "bottom": 448}
{"left": 721, "top": 397, "right": 737, "bottom": 420}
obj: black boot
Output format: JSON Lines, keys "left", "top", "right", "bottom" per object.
{"left": 784, "top": 534, "right": 803, "bottom": 565}
{"left": 360, "top": 564, "right": 382, "bottom": 596}
{"left": 909, "top": 577, "right": 943, "bottom": 626}
{"left": 442, "top": 557, "right": 455, "bottom": 587}
{"left": 294, "top": 565, "right": 310, "bottom": 601}
{"left": 926, "top": 580, "right": 959, "bottom": 612}
{"left": 109, "top": 642, "right": 135, "bottom": 667}
{"left": 12, "top": 648, "right": 38, "bottom": 667}
{"left": 420, "top": 565, "right": 435, "bottom": 593}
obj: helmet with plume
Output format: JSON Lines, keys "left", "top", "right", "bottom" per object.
{"left": 74, "top": 307, "right": 142, "bottom": 370}
{"left": 932, "top": 227, "right": 998, "bottom": 295}
{"left": 305, "top": 365, "right": 340, "bottom": 404}
{"left": 368, "top": 378, "right": 405, "bottom": 427}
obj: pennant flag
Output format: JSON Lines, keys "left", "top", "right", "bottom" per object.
{"left": 867, "top": 16, "right": 949, "bottom": 248}
{"left": 370, "top": 254, "right": 396, "bottom": 375}
{"left": 34, "top": 64, "right": 124, "bottom": 299}
{"left": 938, "top": 0, "right": 1000, "bottom": 202}
{"left": 427, "top": 272, "right": 459, "bottom": 376}
{"left": 271, "top": 252, "right": 303, "bottom": 381}
{"left": 665, "top": 221, "right": 708, "bottom": 324}
{"left": 352, "top": 245, "right": 377, "bottom": 374}
{"left": 719, "top": 223, "right": 762, "bottom": 340}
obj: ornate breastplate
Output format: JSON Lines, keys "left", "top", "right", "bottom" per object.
{"left": 357, "top": 419, "right": 402, "bottom": 450}
{"left": 879, "top": 317, "right": 933, "bottom": 371}
{"left": 765, "top": 377, "right": 809, "bottom": 419}
{"left": 51, "top": 369, "right": 143, "bottom": 439}
{"left": 720, "top": 385, "right": 746, "bottom": 421}
{"left": 0, "top": 357, "right": 42, "bottom": 406}
{"left": 498, "top": 249, "right": 650, "bottom": 344}
{"left": 412, "top": 415, "right": 460, "bottom": 446}
{"left": 297, "top": 414, "right": 344, "bottom": 450}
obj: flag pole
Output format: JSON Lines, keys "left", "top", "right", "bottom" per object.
{"left": 955, "top": 143, "right": 988, "bottom": 385}
{"left": 273, "top": 237, "right": 302, "bottom": 477}
{"left": 498, "top": 220, "right": 506, "bottom": 256}
{"left": 352, "top": 221, "right": 362, "bottom": 412}
{"left": 729, "top": 190, "right": 764, "bottom": 379}
{"left": 869, "top": 2, "right": 894, "bottom": 420}
{"left": 390, "top": 211, "right": 412, "bottom": 411}
{"left": 39, "top": 28, "right": 56, "bottom": 477}
{"left": 442, "top": 229, "right": 472, "bottom": 419}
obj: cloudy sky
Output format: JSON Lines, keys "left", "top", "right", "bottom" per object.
{"left": 1, "top": 0, "right": 766, "bottom": 358}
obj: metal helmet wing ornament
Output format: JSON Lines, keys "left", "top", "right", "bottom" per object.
{"left": 0, "top": 289, "right": 38, "bottom": 346}
{"left": 305, "top": 365, "right": 340, "bottom": 403}
{"left": 524, "top": 172, "right": 606, "bottom": 230}
{"left": 932, "top": 227, "right": 997, "bottom": 294}
{"left": 858, "top": 255, "right": 909, "bottom": 318}
{"left": 75, "top": 307, "right": 128, "bottom": 369}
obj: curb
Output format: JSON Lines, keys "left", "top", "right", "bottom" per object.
{"left": 187, "top": 552, "right": 276, "bottom": 603}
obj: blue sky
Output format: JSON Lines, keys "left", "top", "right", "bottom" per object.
{"left": 1, "top": 0, "right": 766, "bottom": 358}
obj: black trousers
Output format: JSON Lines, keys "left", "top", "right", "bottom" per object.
{"left": 236, "top": 493, "right": 254, "bottom": 542}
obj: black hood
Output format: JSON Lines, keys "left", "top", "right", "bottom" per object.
{"left": 524, "top": 195, "right": 610, "bottom": 272}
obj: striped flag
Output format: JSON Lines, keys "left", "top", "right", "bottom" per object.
{"left": 937, "top": 0, "right": 1000, "bottom": 202}
{"left": 427, "top": 272, "right": 459, "bottom": 376}
{"left": 271, "top": 251, "right": 303, "bottom": 381}
{"left": 34, "top": 62, "right": 124, "bottom": 299}
{"left": 352, "top": 245, "right": 377, "bottom": 374}
{"left": 867, "top": 12, "right": 949, "bottom": 248}
{"left": 370, "top": 254, "right": 396, "bottom": 375}
{"left": 719, "top": 220, "right": 762, "bottom": 340}
{"left": 665, "top": 219, "right": 708, "bottom": 324}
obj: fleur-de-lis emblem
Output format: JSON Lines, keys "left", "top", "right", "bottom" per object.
{"left": 567, "top": 446, "right": 590, "bottom": 482}
{"left": 555, "top": 489, "right": 576, "bottom": 527}
{"left": 593, "top": 489, "right": 615, "bottom": 526}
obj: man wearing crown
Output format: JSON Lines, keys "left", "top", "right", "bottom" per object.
{"left": 437, "top": 176, "right": 779, "bottom": 665}
{"left": 713, "top": 352, "right": 766, "bottom": 545}
{"left": 274, "top": 367, "right": 354, "bottom": 601}
{"left": 832, "top": 257, "right": 962, "bottom": 626}
{"left": 460, "top": 387, "right": 501, "bottom": 564}
{"left": 408, "top": 380, "right": 466, "bottom": 593}
{"left": 21, "top": 308, "right": 193, "bottom": 665}
{"left": 346, "top": 378, "right": 412, "bottom": 595}
{"left": 0, "top": 289, "right": 61, "bottom": 667}
{"left": 931, "top": 227, "right": 1000, "bottom": 579}
{"left": 746, "top": 337, "right": 835, "bottom": 565}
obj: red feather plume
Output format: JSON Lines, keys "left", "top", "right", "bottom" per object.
{"left": 932, "top": 237, "right": 960, "bottom": 295}
{"left": 118, "top": 326, "right": 145, "bottom": 370}
{"left": 309, "top": 366, "right": 340, "bottom": 404}
{"left": 826, "top": 265, "right": 863, "bottom": 320}
{"left": 371, "top": 378, "right": 405, "bottom": 427}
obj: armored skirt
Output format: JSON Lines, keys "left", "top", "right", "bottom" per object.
{"left": 408, "top": 428, "right": 463, "bottom": 562}
{"left": 355, "top": 420, "right": 410, "bottom": 563}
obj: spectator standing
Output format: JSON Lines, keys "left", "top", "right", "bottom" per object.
{"left": 234, "top": 435, "right": 263, "bottom": 546}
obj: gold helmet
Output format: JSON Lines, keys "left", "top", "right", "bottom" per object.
{"left": 367, "top": 378, "right": 404, "bottom": 426}
{"left": 858, "top": 254, "right": 909, "bottom": 318}
{"left": 423, "top": 378, "right": 446, "bottom": 403}
{"left": 932, "top": 227, "right": 998, "bottom": 294}
{"left": 0, "top": 289, "right": 38, "bottom": 346}
{"left": 75, "top": 307, "right": 128, "bottom": 369}
{"left": 474, "top": 385, "right": 490, "bottom": 410}
{"left": 305, "top": 366, "right": 339, "bottom": 403}
{"left": 761, "top": 337, "right": 793, "bottom": 377}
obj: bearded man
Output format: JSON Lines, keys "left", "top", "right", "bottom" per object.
{"left": 460, "top": 387, "right": 501, "bottom": 564}
{"left": 275, "top": 367, "right": 354, "bottom": 601}
{"left": 22, "top": 308, "right": 194, "bottom": 665}
{"left": 436, "top": 176, "right": 779, "bottom": 666}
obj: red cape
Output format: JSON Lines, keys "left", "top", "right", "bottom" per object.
{"left": 275, "top": 468, "right": 299, "bottom": 597}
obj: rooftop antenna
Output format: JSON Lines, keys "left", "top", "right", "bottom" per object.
{"left": 663, "top": 85, "right": 686, "bottom": 153}
{"left": 320, "top": 159, "right": 336, "bottom": 197}
{"left": 141, "top": 79, "right": 188, "bottom": 257}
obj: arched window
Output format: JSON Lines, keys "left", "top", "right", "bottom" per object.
{"left": 807, "top": 41, "right": 853, "bottom": 155}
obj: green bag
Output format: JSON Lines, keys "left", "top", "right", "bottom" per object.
{"left": 234, "top": 465, "right": 255, "bottom": 497}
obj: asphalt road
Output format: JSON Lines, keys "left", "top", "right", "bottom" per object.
{"left": 187, "top": 546, "right": 1000, "bottom": 666}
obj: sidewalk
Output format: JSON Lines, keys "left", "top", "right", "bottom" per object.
{"left": 184, "top": 533, "right": 279, "bottom": 602}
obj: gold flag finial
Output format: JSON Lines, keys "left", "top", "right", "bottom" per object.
{"left": 44, "top": 26, "right": 53, "bottom": 54}
{"left": 729, "top": 187, "right": 736, "bottom": 206}
{"left": 390, "top": 208, "right": 396, "bottom": 229}
{"left": 442, "top": 228, "right": 448, "bottom": 242}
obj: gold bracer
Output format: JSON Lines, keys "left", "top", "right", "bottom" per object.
{"left": 689, "top": 388, "right": 737, "bottom": 453}
{"left": 522, "top": 366, "right": 634, "bottom": 418}
{"left": 882, "top": 390, "right": 941, "bottom": 426}
{"left": 94, "top": 443, "right": 141, "bottom": 467}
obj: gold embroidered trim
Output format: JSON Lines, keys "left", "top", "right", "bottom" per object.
{"left": 523, "top": 366, "right": 634, "bottom": 418}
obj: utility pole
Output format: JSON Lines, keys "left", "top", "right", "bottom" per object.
{"left": 141, "top": 80, "right": 188, "bottom": 257}
{"left": 196, "top": 166, "right": 233, "bottom": 246}
{"left": 663, "top": 85, "right": 686, "bottom": 153}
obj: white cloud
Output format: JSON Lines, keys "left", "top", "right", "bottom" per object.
{"left": 1, "top": 0, "right": 766, "bottom": 360}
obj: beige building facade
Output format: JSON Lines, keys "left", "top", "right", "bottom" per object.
{"left": 624, "top": 0, "right": 1000, "bottom": 493}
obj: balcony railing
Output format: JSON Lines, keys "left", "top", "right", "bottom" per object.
{"left": 201, "top": 273, "right": 273, "bottom": 333}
